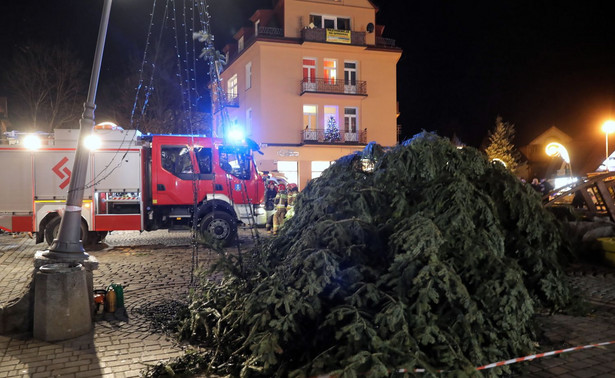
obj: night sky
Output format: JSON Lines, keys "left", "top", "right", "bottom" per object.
{"left": 2, "top": 0, "right": 615, "bottom": 149}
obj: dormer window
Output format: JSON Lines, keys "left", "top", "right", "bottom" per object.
{"left": 255, "top": 20, "right": 260, "bottom": 36}
{"left": 309, "top": 14, "right": 351, "bottom": 31}
{"left": 238, "top": 36, "right": 244, "bottom": 52}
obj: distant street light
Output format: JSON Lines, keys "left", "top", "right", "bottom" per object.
{"left": 545, "top": 142, "right": 572, "bottom": 176}
{"left": 44, "top": 0, "right": 113, "bottom": 260}
{"left": 602, "top": 120, "right": 615, "bottom": 161}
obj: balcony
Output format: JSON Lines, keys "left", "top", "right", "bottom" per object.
{"left": 300, "top": 78, "right": 367, "bottom": 96}
{"left": 302, "top": 128, "right": 367, "bottom": 145}
{"left": 225, "top": 26, "right": 397, "bottom": 64}
{"left": 213, "top": 93, "right": 239, "bottom": 113}
{"left": 301, "top": 27, "right": 366, "bottom": 45}
{"left": 257, "top": 26, "right": 284, "bottom": 38}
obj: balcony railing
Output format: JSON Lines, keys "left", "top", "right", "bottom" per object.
{"left": 300, "top": 78, "right": 367, "bottom": 96}
{"left": 302, "top": 128, "right": 367, "bottom": 144}
{"left": 375, "top": 37, "right": 396, "bottom": 48}
{"left": 213, "top": 93, "right": 239, "bottom": 113}
{"left": 225, "top": 26, "right": 396, "bottom": 63}
{"left": 301, "top": 27, "right": 366, "bottom": 45}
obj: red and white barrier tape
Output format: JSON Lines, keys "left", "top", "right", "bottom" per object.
{"left": 315, "top": 340, "right": 615, "bottom": 377}
{"left": 475, "top": 340, "right": 615, "bottom": 371}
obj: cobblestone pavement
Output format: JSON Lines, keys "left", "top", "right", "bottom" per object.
{"left": 0, "top": 229, "right": 258, "bottom": 377}
{"left": 2, "top": 230, "right": 615, "bottom": 377}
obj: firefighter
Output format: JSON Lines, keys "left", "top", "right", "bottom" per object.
{"left": 285, "top": 183, "right": 298, "bottom": 219}
{"left": 272, "top": 183, "right": 288, "bottom": 235}
{"left": 265, "top": 181, "right": 278, "bottom": 232}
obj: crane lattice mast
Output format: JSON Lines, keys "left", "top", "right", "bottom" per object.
{"left": 193, "top": 1, "right": 229, "bottom": 138}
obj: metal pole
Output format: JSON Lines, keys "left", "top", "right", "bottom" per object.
{"left": 45, "top": 0, "right": 113, "bottom": 260}
{"left": 606, "top": 133, "right": 609, "bottom": 161}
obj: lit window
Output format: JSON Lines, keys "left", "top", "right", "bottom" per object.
{"left": 311, "top": 161, "right": 332, "bottom": 179}
{"left": 324, "top": 59, "right": 336, "bottom": 84}
{"left": 324, "top": 105, "right": 338, "bottom": 125}
{"left": 255, "top": 20, "right": 260, "bottom": 36}
{"left": 303, "top": 105, "right": 317, "bottom": 130}
{"left": 238, "top": 36, "right": 244, "bottom": 52}
{"left": 303, "top": 58, "right": 316, "bottom": 83}
{"left": 277, "top": 161, "right": 298, "bottom": 186}
{"left": 227, "top": 74, "right": 238, "bottom": 100}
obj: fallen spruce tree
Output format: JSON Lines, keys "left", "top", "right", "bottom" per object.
{"left": 178, "top": 132, "right": 573, "bottom": 377}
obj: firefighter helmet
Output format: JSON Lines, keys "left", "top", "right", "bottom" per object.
{"left": 278, "top": 183, "right": 286, "bottom": 192}
{"left": 288, "top": 183, "right": 298, "bottom": 192}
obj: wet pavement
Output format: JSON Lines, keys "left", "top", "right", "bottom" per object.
{"left": 2, "top": 229, "right": 615, "bottom": 377}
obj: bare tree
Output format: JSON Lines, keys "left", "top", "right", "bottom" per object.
{"left": 5, "top": 43, "right": 86, "bottom": 132}
{"left": 101, "top": 48, "right": 212, "bottom": 135}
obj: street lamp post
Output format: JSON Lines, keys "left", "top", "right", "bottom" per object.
{"left": 44, "top": 0, "right": 113, "bottom": 260}
{"left": 602, "top": 120, "right": 615, "bottom": 162}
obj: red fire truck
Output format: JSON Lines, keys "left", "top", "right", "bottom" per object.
{"left": 0, "top": 126, "right": 266, "bottom": 246}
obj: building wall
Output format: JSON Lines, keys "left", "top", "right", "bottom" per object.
{"left": 219, "top": 0, "right": 400, "bottom": 190}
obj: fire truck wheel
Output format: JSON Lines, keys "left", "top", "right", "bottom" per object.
{"left": 88, "top": 231, "right": 108, "bottom": 244}
{"left": 44, "top": 217, "right": 90, "bottom": 246}
{"left": 200, "top": 212, "right": 237, "bottom": 246}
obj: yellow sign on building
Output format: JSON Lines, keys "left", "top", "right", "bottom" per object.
{"left": 326, "top": 29, "right": 351, "bottom": 44}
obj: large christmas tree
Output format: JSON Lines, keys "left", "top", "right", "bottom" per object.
{"left": 171, "top": 133, "right": 573, "bottom": 377}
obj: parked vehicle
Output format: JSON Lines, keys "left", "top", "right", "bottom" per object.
{"left": 0, "top": 126, "right": 266, "bottom": 246}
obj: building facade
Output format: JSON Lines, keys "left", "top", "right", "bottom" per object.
{"left": 215, "top": 0, "right": 401, "bottom": 189}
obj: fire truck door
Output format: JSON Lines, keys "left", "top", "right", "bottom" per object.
{"left": 152, "top": 144, "right": 214, "bottom": 205}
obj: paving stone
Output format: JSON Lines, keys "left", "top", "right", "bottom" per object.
{"left": 3, "top": 230, "right": 615, "bottom": 377}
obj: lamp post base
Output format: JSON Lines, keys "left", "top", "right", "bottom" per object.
{"left": 42, "top": 242, "right": 89, "bottom": 261}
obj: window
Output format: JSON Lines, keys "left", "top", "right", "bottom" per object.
{"left": 344, "top": 61, "right": 357, "bottom": 85}
{"left": 238, "top": 36, "right": 244, "bottom": 52}
{"left": 311, "top": 161, "right": 332, "bottom": 179}
{"left": 303, "top": 105, "right": 318, "bottom": 141}
{"left": 245, "top": 61, "right": 252, "bottom": 90}
{"left": 227, "top": 74, "right": 238, "bottom": 100}
{"left": 303, "top": 105, "right": 317, "bottom": 130}
{"left": 277, "top": 161, "right": 298, "bottom": 186}
{"left": 324, "top": 105, "right": 339, "bottom": 142}
{"left": 194, "top": 147, "right": 212, "bottom": 174}
{"left": 309, "top": 15, "right": 322, "bottom": 28}
{"left": 161, "top": 145, "right": 193, "bottom": 176}
{"left": 324, "top": 105, "right": 338, "bottom": 126}
{"left": 303, "top": 58, "right": 316, "bottom": 83}
{"left": 344, "top": 61, "right": 357, "bottom": 93}
{"left": 344, "top": 107, "right": 358, "bottom": 133}
{"left": 255, "top": 19, "right": 260, "bottom": 36}
{"left": 324, "top": 16, "right": 335, "bottom": 29}
{"left": 246, "top": 108, "right": 253, "bottom": 135}
{"left": 337, "top": 18, "right": 350, "bottom": 30}
{"left": 309, "top": 14, "right": 351, "bottom": 30}
{"left": 324, "top": 59, "right": 336, "bottom": 84}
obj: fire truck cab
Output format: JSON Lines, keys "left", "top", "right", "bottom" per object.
{"left": 0, "top": 127, "right": 266, "bottom": 246}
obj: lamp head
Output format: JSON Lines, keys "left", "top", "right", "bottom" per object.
{"left": 602, "top": 120, "right": 615, "bottom": 134}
